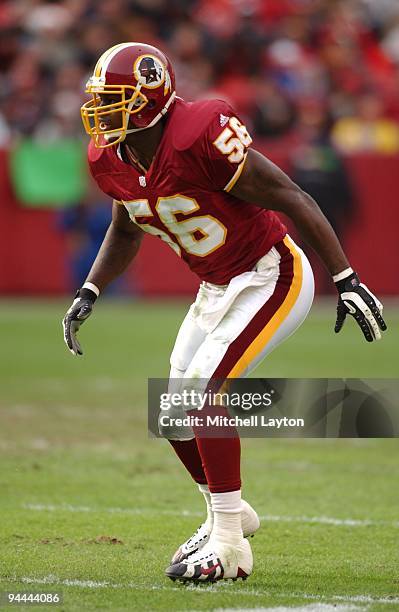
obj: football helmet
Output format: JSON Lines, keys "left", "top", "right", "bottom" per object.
{"left": 81, "top": 42, "right": 176, "bottom": 148}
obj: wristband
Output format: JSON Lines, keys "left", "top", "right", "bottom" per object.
{"left": 332, "top": 267, "right": 353, "bottom": 283}
{"left": 75, "top": 286, "right": 98, "bottom": 302}
{"left": 82, "top": 282, "right": 100, "bottom": 297}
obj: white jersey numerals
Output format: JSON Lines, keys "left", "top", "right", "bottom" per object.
{"left": 124, "top": 195, "right": 227, "bottom": 257}
{"left": 124, "top": 198, "right": 181, "bottom": 255}
{"left": 213, "top": 116, "right": 252, "bottom": 163}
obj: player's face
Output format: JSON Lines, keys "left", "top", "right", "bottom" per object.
{"left": 97, "top": 92, "right": 142, "bottom": 134}
{"left": 98, "top": 93, "right": 124, "bottom": 132}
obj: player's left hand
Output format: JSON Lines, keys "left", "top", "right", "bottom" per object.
{"left": 334, "top": 271, "right": 387, "bottom": 342}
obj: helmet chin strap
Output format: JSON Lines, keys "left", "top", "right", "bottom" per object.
{"left": 126, "top": 90, "right": 177, "bottom": 134}
{"left": 104, "top": 91, "right": 177, "bottom": 141}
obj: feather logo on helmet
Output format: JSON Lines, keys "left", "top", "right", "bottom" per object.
{"left": 134, "top": 55, "right": 166, "bottom": 89}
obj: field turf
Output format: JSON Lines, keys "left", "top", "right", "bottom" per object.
{"left": 0, "top": 299, "right": 398, "bottom": 611}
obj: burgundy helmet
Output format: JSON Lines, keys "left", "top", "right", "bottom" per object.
{"left": 81, "top": 42, "right": 176, "bottom": 148}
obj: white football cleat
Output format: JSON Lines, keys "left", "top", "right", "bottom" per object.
{"left": 166, "top": 537, "right": 253, "bottom": 583}
{"left": 171, "top": 499, "right": 260, "bottom": 564}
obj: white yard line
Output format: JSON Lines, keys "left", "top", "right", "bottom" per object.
{"left": 300, "top": 594, "right": 398, "bottom": 605}
{"left": 260, "top": 515, "right": 398, "bottom": 528}
{"left": 213, "top": 606, "right": 364, "bottom": 612}
{"left": 1, "top": 575, "right": 398, "bottom": 607}
{"left": 23, "top": 503, "right": 399, "bottom": 528}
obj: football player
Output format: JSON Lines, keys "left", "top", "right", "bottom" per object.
{"left": 62, "top": 43, "right": 386, "bottom": 583}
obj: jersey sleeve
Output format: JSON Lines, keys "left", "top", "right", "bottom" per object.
{"left": 189, "top": 103, "right": 253, "bottom": 192}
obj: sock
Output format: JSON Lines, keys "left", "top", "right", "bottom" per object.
{"left": 209, "top": 490, "right": 243, "bottom": 546}
{"left": 192, "top": 404, "right": 241, "bottom": 493}
{"left": 198, "top": 483, "right": 213, "bottom": 530}
{"left": 169, "top": 438, "right": 207, "bottom": 484}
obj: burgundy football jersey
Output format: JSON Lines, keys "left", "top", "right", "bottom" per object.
{"left": 88, "top": 98, "right": 286, "bottom": 284}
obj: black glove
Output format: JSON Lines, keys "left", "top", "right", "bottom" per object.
{"left": 62, "top": 288, "right": 97, "bottom": 355}
{"left": 334, "top": 271, "right": 387, "bottom": 342}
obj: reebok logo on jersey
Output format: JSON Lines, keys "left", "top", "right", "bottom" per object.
{"left": 219, "top": 114, "right": 229, "bottom": 127}
{"left": 139, "top": 176, "right": 146, "bottom": 187}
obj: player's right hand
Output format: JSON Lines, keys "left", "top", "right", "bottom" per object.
{"left": 62, "top": 288, "right": 97, "bottom": 356}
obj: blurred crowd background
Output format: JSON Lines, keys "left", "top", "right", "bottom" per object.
{"left": 2, "top": 0, "right": 399, "bottom": 150}
{"left": 1, "top": 0, "right": 398, "bottom": 295}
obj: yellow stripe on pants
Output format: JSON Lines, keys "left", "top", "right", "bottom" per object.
{"left": 227, "top": 236, "right": 303, "bottom": 378}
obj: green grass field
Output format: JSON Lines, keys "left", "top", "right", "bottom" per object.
{"left": 1, "top": 299, "right": 398, "bottom": 611}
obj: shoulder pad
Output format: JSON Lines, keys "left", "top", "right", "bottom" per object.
{"left": 171, "top": 99, "right": 235, "bottom": 151}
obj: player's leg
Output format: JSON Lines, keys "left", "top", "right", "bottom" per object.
{"left": 166, "top": 237, "right": 314, "bottom": 581}
{"left": 211, "top": 237, "right": 315, "bottom": 380}
{"left": 160, "top": 302, "right": 207, "bottom": 483}
{"left": 187, "top": 236, "right": 314, "bottom": 497}
{"left": 161, "top": 298, "right": 259, "bottom": 561}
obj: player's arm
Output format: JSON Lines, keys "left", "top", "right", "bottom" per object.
{"left": 62, "top": 201, "right": 143, "bottom": 355}
{"left": 230, "top": 148, "right": 387, "bottom": 341}
{"left": 85, "top": 200, "right": 143, "bottom": 292}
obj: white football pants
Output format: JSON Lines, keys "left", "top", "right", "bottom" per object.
{"left": 160, "top": 235, "right": 315, "bottom": 440}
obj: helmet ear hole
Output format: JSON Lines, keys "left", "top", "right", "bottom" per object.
{"left": 147, "top": 99, "right": 156, "bottom": 109}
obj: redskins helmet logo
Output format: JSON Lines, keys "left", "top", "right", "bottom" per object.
{"left": 134, "top": 54, "right": 165, "bottom": 89}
